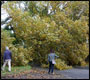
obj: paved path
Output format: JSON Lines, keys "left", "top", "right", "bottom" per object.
{"left": 58, "top": 68, "right": 89, "bottom": 79}
{"left": 34, "top": 67, "right": 89, "bottom": 79}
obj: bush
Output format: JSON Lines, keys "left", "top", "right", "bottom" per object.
{"left": 41, "top": 59, "right": 72, "bottom": 70}
{"left": 10, "top": 45, "right": 34, "bottom": 66}
{"left": 55, "top": 59, "right": 72, "bottom": 70}
{"left": 10, "top": 45, "right": 27, "bottom": 66}
{"left": 80, "top": 61, "right": 87, "bottom": 67}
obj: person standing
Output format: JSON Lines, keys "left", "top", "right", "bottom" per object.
{"left": 2, "top": 46, "right": 12, "bottom": 72}
{"left": 48, "top": 49, "right": 59, "bottom": 74}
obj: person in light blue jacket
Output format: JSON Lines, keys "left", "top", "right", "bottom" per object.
{"left": 48, "top": 49, "right": 59, "bottom": 74}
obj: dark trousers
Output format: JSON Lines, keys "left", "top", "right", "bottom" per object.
{"left": 48, "top": 61, "right": 54, "bottom": 73}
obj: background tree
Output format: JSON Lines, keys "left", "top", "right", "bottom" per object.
{"left": 1, "top": 1, "right": 89, "bottom": 69}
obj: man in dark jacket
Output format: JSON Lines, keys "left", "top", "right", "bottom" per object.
{"left": 2, "top": 46, "right": 12, "bottom": 72}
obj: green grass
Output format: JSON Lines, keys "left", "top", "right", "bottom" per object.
{"left": 1, "top": 65, "right": 31, "bottom": 76}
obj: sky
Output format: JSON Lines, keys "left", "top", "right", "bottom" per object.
{"left": 1, "top": 8, "right": 9, "bottom": 21}
{"left": 1, "top": 8, "right": 9, "bottom": 29}
{"left": 1, "top": 2, "right": 25, "bottom": 29}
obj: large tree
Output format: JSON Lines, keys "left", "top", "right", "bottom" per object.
{"left": 1, "top": 1, "right": 89, "bottom": 67}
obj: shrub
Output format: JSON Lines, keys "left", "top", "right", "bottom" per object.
{"left": 41, "top": 59, "right": 72, "bottom": 70}
{"left": 55, "top": 59, "right": 72, "bottom": 70}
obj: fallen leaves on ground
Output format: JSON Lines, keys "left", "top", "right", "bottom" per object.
{"left": 1, "top": 68, "right": 65, "bottom": 79}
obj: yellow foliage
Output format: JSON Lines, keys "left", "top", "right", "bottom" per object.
{"left": 1, "top": 1, "right": 89, "bottom": 67}
{"left": 80, "top": 61, "right": 87, "bottom": 67}
{"left": 55, "top": 59, "right": 72, "bottom": 70}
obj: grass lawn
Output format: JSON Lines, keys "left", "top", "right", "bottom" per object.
{"left": 1, "top": 65, "right": 31, "bottom": 76}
